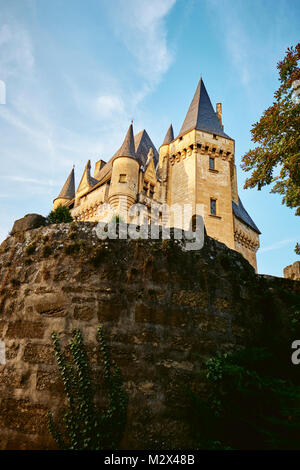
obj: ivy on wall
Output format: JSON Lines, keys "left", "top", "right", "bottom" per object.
{"left": 48, "top": 326, "right": 128, "bottom": 450}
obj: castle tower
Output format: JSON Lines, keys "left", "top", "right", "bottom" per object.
{"left": 165, "top": 77, "right": 236, "bottom": 247}
{"left": 108, "top": 123, "right": 140, "bottom": 219}
{"left": 53, "top": 167, "right": 75, "bottom": 210}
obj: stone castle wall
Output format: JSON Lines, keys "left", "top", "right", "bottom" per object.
{"left": 0, "top": 223, "right": 298, "bottom": 450}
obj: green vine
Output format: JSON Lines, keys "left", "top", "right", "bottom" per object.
{"left": 48, "top": 326, "right": 128, "bottom": 450}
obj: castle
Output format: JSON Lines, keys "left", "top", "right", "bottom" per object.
{"left": 53, "top": 78, "right": 260, "bottom": 270}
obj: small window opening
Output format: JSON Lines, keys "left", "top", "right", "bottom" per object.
{"left": 209, "top": 157, "right": 215, "bottom": 170}
{"left": 119, "top": 174, "right": 127, "bottom": 183}
{"left": 210, "top": 198, "right": 216, "bottom": 216}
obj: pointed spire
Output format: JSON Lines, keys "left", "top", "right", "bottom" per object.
{"left": 57, "top": 168, "right": 75, "bottom": 200}
{"left": 162, "top": 124, "right": 174, "bottom": 145}
{"left": 178, "top": 78, "right": 231, "bottom": 139}
{"left": 116, "top": 123, "right": 136, "bottom": 159}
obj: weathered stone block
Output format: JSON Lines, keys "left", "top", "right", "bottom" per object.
{"left": 74, "top": 304, "right": 95, "bottom": 321}
{"left": 29, "top": 293, "right": 68, "bottom": 316}
{"left": 36, "top": 369, "right": 63, "bottom": 393}
{"left": 6, "top": 321, "right": 45, "bottom": 339}
{"left": 172, "top": 290, "right": 208, "bottom": 308}
{"left": 23, "top": 343, "right": 54, "bottom": 364}
{"left": 0, "top": 366, "right": 24, "bottom": 388}
{"left": 0, "top": 399, "right": 48, "bottom": 435}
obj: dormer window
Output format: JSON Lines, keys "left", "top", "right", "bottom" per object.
{"left": 213, "top": 134, "right": 217, "bottom": 140}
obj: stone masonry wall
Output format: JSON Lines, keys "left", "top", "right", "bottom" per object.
{"left": 0, "top": 222, "right": 298, "bottom": 450}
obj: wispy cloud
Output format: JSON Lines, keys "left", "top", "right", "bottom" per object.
{"left": 109, "top": 0, "right": 175, "bottom": 83}
{"left": 260, "top": 238, "right": 298, "bottom": 253}
{"left": 204, "top": 0, "right": 252, "bottom": 87}
{"left": 0, "top": 175, "right": 56, "bottom": 186}
{"left": 0, "top": 23, "right": 34, "bottom": 79}
{"left": 104, "top": 0, "right": 176, "bottom": 103}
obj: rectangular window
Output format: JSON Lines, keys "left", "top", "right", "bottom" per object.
{"left": 119, "top": 174, "right": 127, "bottom": 183}
{"left": 209, "top": 157, "right": 215, "bottom": 170}
{"left": 210, "top": 198, "right": 216, "bottom": 216}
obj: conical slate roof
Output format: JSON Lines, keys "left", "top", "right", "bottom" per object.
{"left": 178, "top": 78, "right": 231, "bottom": 139}
{"left": 57, "top": 168, "right": 75, "bottom": 200}
{"left": 134, "top": 129, "right": 159, "bottom": 166}
{"left": 162, "top": 124, "right": 174, "bottom": 145}
{"left": 115, "top": 123, "right": 136, "bottom": 159}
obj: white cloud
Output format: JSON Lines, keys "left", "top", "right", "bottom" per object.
{"left": 0, "top": 23, "right": 34, "bottom": 79}
{"left": 105, "top": 0, "right": 176, "bottom": 91}
{"left": 96, "top": 94, "right": 125, "bottom": 119}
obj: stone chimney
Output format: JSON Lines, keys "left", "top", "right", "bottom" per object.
{"left": 94, "top": 159, "right": 106, "bottom": 178}
{"left": 216, "top": 103, "right": 223, "bottom": 130}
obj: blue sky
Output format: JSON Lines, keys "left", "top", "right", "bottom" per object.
{"left": 0, "top": 0, "right": 299, "bottom": 276}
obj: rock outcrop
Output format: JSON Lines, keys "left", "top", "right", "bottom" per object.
{"left": 0, "top": 222, "right": 299, "bottom": 450}
{"left": 10, "top": 214, "right": 46, "bottom": 235}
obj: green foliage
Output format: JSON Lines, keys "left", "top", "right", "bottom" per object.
{"left": 48, "top": 326, "right": 128, "bottom": 450}
{"left": 46, "top": 205, "right": 73, "bottom": 224}
{"left": 64, "top": 240, "right": 86, "bottom": 255}
{"left": 241, "top": 43, "right": 300, "bottom": 216}
{"left": 25, "top": 242, "right": 36, "bottom": 256}
{"left": 295, "top": 243, "right": 300, "bottom": 255}
{"left": 188, "top": 347, "right": 300, "bottom": 449}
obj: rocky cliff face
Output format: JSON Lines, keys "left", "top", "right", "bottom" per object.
{"left": 0, "top": 222, "right": 298, "bottom": 449}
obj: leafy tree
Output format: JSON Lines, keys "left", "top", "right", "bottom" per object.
{"left": 46, "top": 205, "right": 73, "bottom": 224}
{"left": 295, "top": 243, "right": 300, "bottom": 255}
{"left": 187, "top": 347, "right": 300, "bottom": 450}
{"left": 241, "top": 43, "right": 300, "bottom": 216}
{"left": 48, "top": 326, "right": 128, "bottom": 450}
